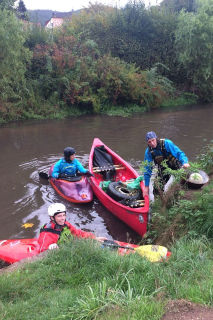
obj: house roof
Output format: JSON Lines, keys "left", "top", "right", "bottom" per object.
{"left": 45, "top": 17, "right": 64, "bottom": 28}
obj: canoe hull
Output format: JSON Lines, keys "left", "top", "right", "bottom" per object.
{"left": 49, "top": 165, "right": 93, "bottom": 203}
{"left": 89, "top": 138, "right": 149, "bottom": 237}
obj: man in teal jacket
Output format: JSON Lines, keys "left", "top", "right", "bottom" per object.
{"left": 143, "top": 131, "right": 190, "bottom": 197}
{"left": 52, "top": 147, "right": 92, "bottom": 179}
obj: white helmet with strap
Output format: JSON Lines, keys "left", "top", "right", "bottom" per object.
{"left": 48, "top": 203, "right": 66, "bottom": 217}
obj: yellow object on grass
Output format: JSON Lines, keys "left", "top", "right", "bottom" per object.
{"left": 135, "top": 245, "right": 168, "bottom": 262}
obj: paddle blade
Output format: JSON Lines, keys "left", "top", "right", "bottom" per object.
{"left": 39, "top": 172, "right": 49, "bottom": 180}
{"left": 135, "top": 245, "right": 168, "bottom": 262}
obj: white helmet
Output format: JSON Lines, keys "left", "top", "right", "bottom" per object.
{"left": 48, "top": 203, "right": 66, "bottom": 217}
{"left": 188, "top": 172, "right": 203, "bottom": 184}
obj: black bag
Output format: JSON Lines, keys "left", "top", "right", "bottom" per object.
{"left": 93, "top": 146, "right": 116, "bottom": 181}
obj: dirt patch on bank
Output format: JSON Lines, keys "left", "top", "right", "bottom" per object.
{"left": 161, "top": 299, "right": 213, "bottom": 320}
{"left": 0, "top": 251, "right": 48, "bottom": 274}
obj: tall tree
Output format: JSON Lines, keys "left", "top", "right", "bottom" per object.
{"left": 175, "top": 0, "right": 213, "bottom": 101}
{"left": 16, "top": 0, "right": 28, "bottom": 20}
{"left": 160, "top": 0, "right": 196, "bottom": 12}
{"left": 0, "top": 10, "right": 31, "bottom": 103}
{"left": 0, "top": 0, "right": 15, "bottom": 10}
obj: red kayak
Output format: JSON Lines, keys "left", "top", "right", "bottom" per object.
{"left": 0, "top": 238, "right": 143, "bottom": 264}
{"left": 48, "top": 164, "right": 93, "bottom": 203}
{"left": 89, "top": 138, "right": 149, "bottom": 237}
{"left": 0, "top": 239, "right": 40, "bottom": 264}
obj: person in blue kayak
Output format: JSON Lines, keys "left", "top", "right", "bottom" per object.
{"left": 143, "top": 131, "right": 190, "bottom": 197}
{"left": 51, "top": 147, "right": 93, "bottom": 179}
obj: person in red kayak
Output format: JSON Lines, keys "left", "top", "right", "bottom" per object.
{"left": 38, "top": 203, "right": 101, "bottom": 252}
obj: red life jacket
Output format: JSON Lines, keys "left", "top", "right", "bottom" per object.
{"left": 38, "top": 220, "right": 95, "bottom": 252}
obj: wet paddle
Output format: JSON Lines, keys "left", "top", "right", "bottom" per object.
{"left": 101, "top": 239, "right": 169, "bottom": 262}
{"left": 38, "top": 171, "right": 94, "bottom": 181}
{"left": 39, "top": 172, "right": 49, "bottom": 180}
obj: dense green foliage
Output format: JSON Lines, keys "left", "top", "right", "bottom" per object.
{"left": 0, "top": 0, "right": 15, "bottom": 10}
{"left": 0, "top": 10, "right": 32, "bottom": 120}
{"left": 197, "top": 144, "right": 213, "bottom": 172}
{"left": 175, "top": 0, "right": 213, "bottom": 101}
{"left": 29, "top": 33, "right": 173, "bottom": 112}
{"left": 160, "top": 0, "right": 197, "bottom": 13}
{"left": 68, "top": 3, "right": 178, "bottom": 79}
{"left": 1, "top": 0, "right": 213, "bottom": 122}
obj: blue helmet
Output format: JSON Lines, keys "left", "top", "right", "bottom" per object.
{"left": 146, "top": 131, "right": 157, "bottom": 141}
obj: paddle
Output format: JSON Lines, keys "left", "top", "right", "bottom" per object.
{"left": 39, "top": 172, "right": 49, "bottom": 180}
{"left": 101, "top": 239, "right": 168, "bottom": 262}
{"left": 38, "top": 171, "right": 94, "bottom": 181}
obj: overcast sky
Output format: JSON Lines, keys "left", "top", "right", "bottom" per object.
{"left": 20, "top": 0, "right": 161, "bottom": 12}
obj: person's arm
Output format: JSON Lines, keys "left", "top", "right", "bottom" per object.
{"left": 52, "top": 159, "right": 62, "bottom": 178}
{"left": 143, "top": 148, "right": 153, "bottom": 192}
{"left": 165, "top": 139, "right": 190, "bottom": 166}
{"left": 66, "top": 221, "right": 96, "bottom": 239}
{"left": 75, "top": 159, "right": 88, "bottom": 174}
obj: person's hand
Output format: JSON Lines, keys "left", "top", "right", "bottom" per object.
{"left": 85, "top": 171, "right": 94, "bottom": 177}
{"left": 58, "top": 173, "right": 68, "bottom": 179}
{"left": 48, "top": 243, "right": 59, "bottom": 250}
{"left": 96, "top": 237, "right": 108, "bottom": 242}
{"left": 143, "top": 186, "right": 149, "bottom": 197}
{"left": 182, "top": 163, "right": 190, "bottom": 169}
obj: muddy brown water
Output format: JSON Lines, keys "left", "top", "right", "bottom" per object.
{"left": 0, "top": 104, "right": 212, "bottom": 242}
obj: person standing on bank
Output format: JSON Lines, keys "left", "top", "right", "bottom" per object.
{"left": 51, "top": 147, "right": 93, "bottom": 179}
{"left": 143, "top": 131, "right": 190, "bottom": 197}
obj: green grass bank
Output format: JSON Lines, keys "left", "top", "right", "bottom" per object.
{"left": 0, "top": 92, "right": 198, "bottom": 124}
{"left": 0, "top": 235, "right": 213, "bottom": 320}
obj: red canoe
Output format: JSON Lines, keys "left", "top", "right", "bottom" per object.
{"left": 89, "top": 138, "right": 149, "bottom": 237}
{"left": 48, "top": 165, "right": 93, "bottom": 203}
{"left": 0, "top": 238, "right": 142, "bottom": 264}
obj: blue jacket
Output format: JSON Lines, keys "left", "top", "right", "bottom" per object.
{"left": 51, "top": 158, "right": 88, "bottom": 178}
{"left": 144, "top": 139, "right": 188, "bottom": 187}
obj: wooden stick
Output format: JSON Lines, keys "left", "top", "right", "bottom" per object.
{"left": 93, "top": 164, "right": 123, "bottom": 170}
{"left": 122, "top": 179, "right": 135, "bottom": 185}
{"left": 93, "top": 166, "right": 125, "bottom": 173}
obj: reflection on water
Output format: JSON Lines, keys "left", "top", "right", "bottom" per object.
{"left": 0, "top": 104, "right": 212, "bottom": 242}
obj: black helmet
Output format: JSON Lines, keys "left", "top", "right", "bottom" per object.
{"left": 64, "top": 147, "right": 76, "bottom": 162}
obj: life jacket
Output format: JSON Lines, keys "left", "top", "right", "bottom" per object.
{"left": 40, "top": 221, "right": 73, "bottom": 245}
{"left": 149, "top": 139, "right": 181, "bottom": 169}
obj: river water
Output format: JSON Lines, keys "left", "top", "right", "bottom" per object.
{"left": 0, "top": 104, "right": 212, "bottom": 242}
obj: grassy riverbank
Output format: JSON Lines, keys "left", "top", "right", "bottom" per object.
{"left": 0, "top": 235, "right": 213, "bottom": 320}
{"left": 0, "top": 92, "right": 198, "bottom": 124}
